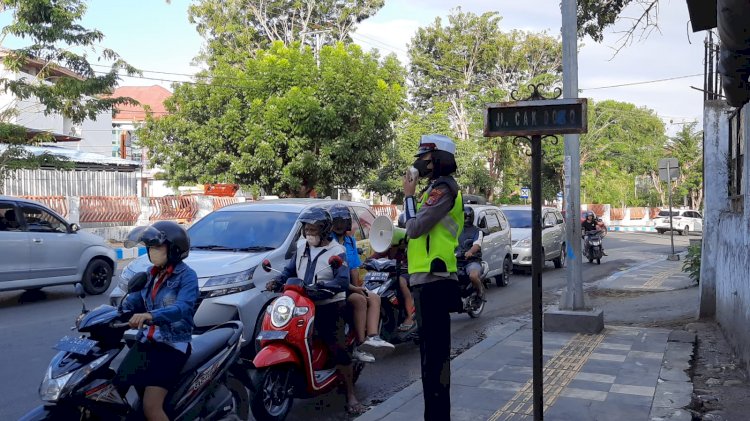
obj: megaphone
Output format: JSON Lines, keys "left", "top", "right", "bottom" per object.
{"left": 371, "top": 215, "right": 407, "bottom": 253}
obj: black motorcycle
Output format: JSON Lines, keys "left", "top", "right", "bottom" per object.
{"left": 362, "top": 257, "right": 419, "bottom": 345}
{"left": 455, "top": 239, "right": 490, "bottom": 318}
{"left": 20, "top": 274, "right": 248, "bottom": 421}
{"left": 582, "top": 229, "right": 605, "bottom": 264}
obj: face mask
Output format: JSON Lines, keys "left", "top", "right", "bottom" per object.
{"left": 412, "top": 159, "right": 432, "bottom": 178}
{"left": 306, "top": 235, "right": 321, "bottom": 247}
{"left": 148, "top": 246, "right": 168, "bottom": 267}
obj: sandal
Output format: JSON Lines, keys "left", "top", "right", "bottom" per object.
{"left": 345, "top": 402, "right": 368, "bottom": 416}
{"left": 398, "top": 321, "right": 416, "bottom": 332}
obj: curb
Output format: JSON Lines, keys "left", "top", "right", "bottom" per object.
{"left": 115, "top": 247, "right": 146, "bottom": 260}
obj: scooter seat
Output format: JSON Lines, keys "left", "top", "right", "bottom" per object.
{"left": 180, "top": 327, "right": 235, "bottom": 374}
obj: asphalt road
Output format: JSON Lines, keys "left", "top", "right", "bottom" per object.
{"left": 0, "top": 231, "right": 693, "bottom": 420}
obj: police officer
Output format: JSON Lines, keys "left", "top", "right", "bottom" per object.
{"left": 402, "top": 134, "right": 463, "bottom": 421}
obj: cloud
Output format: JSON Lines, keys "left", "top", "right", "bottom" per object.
{"left": 353, "top": 19, "right": 422, "bottom": 64}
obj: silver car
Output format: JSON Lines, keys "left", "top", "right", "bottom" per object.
{"left": 0, "top": 196, "right": 116, "bottom": 295}
{"left": 109, "top": 199, "right": 378, "bottom": 355}
{"left": 502, "top": 205, "right": 567, "bottom": 273}
{"left": 467, "top": 204, "right": 514, "bottom": 286}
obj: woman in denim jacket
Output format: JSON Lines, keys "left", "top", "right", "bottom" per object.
{"left": 117, "top": 221, "right": 199, "bottom": 421}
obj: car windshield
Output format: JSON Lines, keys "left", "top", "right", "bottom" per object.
{"left": 188, "top": 210, "right": 298, "bottom": 251}
{"left": 658, "top": 211, "right": 679, "bottom": 217}
{"left": 503, "top": 210, "right": 532, "bottom": 228}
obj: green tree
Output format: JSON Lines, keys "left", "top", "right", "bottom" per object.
{"left": 0, "top": 0, "right": 136, "bottom": 193}
{"left": 666, "top": 122, "right": 703, "bottom": 209}
{"left": 406, "top": 8, "right": 562, "bottom": 200}
{"left": 140, "top": 42, "right": 405, "bottom": 198}
{"left": 189, "top": 0, "right": 384, "bottom": 65}
{"left": 578, "top": 0, "right": 660, "bottom": 52}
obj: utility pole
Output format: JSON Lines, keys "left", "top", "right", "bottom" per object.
{"left": 300, "top": 30, "right": 330, "bottom": 67}
{"left": 561, "top": 0, "right": 585, "bottom": 310}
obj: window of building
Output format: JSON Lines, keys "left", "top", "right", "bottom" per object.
{"left": 728, "top": 108, "right": 744, "bottom": 212}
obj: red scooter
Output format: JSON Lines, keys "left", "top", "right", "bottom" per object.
{"left": 249, "top": 257, "right": 364, "bottom": 421}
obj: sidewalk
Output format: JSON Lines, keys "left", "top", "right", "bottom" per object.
{"left": 357, "top": 258, "right": 698, "bottom": 421}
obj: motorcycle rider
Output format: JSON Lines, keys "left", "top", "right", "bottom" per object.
{"left": 581, "top": 211, "right": 607, "bottom": 256}
{"left": 402, "top": 133, "right": 463, "bottom": 421}
{"left": 117, "top": 221, "right": 199, "bottom": 421}
{"left": 458, "top": 206, "right": 485, "bottom": 299}
{"left": 329, "top": 204, "right": 394, "bottom": 362}
{"left": 370, "top": 213, "right": 416, "bottom": 332}
{"left": 265, "top": 208, "right": 366, "bottom": 416}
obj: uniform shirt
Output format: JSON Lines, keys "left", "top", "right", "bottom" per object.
{"left": 405, "top": 183, "right": 459, "bottom": 287}
{"left": 278, "top": 238, "right": 350, "bottom": 304}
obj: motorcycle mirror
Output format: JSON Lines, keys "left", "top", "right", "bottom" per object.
{"left": 74, "top": 283, "right": 86, "bottom": 299}
{"left": 262, "top": 259, "right": 273, "bottom": 273}
{"left": 328, "top": 255, "right": 343, "bottom": 271}
{"left": 128, "top": 272, "right": 149, "bottom": 293}
{"left": 74, "top": 283, "right": 88, "bottom": 313}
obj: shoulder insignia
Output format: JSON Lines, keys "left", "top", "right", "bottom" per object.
{"left": 425, "top": 188, "right": 445, "bottom": 206}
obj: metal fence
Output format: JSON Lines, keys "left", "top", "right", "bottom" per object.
{"left": 371, "top": 204, "right": 399, "bottom": 222}
{"left": 79, "top": 196, "right": 141, "bottom": 224}
{"left": 149, "top": 196, "right": 198, "bottom": 222}
{"left": 212, "top": 196, "right": 242, "bottom": 210}
{"left": 3, "top": 169, "right": 137, "bottom": 197}
{"left": 20, "top": 196, "right": 69, "bottom": 218}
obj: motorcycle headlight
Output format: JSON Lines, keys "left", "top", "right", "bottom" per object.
{"left": 271, "top": 296, "right": 295, "bottom": 328}
{"left": 204, "top": 267, "right": 257, "bottom": 298}
{"left": 513, "top": 238, "right": 531, "bottom": 248}
{"left": 40, "top": 354, "right": 109, "bottom": 402}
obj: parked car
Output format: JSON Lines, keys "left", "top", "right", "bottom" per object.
{"left": 502, "top": 205, "right": 567, "bottom": 273}
{"left": 0, "top": 196, "right": 116, "bottom": 294}
{"left": 466, "top": 204, "right": 513, "bottom": 286}
{"left": 653, "top": 209, "right": 703, "bottom": 235}
{"left": 109, "top": 199, "right": 377, "bottom": 357}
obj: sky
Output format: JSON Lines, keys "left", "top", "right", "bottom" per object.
{"left": 1, "top": 0, "right": 706, "bottom": 134}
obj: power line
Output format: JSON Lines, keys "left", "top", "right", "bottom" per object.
{"left": 580, "top": 73, "right": 704, "bottom": 91}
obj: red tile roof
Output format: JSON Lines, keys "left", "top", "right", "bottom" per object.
{"left": 112, "top": 85, "right": 172, "bottom": 122}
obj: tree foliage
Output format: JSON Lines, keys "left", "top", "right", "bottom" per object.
{"left": 389, "top": 8, "right": 562, "bottom": 201}
{"left": 140, "top": 42, "right": 405, "bottom": 198}
{"left": 0, "top": 0, "right": 134, "bottom": 192}
{"left": 0, "top": 0, "right": 138, "bottom": 123}
{"left": 189, "top": 0, "right": 384, "bottom": 66}
{"left": 578, "top": 0, "right": 660, "bottom": 52}
{"left": 666, "top": 122, "right": 703, "bottom": 209}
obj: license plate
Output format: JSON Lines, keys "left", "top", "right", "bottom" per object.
{"left": 256, "top": 330, "right": 288, "bottom": 341}
{"left": 364, "top": 272, "right": 389, "bottom": 282}
{"left": 54, "top": 336, "right": 97, "bottom": 355}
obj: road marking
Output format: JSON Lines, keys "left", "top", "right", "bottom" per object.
{"left": 487, "top": 332, "right": 606, "bottom": 421}
{"left": 641, "top": 266, "right": 682, "bottom": 289}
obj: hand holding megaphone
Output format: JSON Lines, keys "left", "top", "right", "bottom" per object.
{"left": 403, "top": 167, "right": 418, "bottom": 196}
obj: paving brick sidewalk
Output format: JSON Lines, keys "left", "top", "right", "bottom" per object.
{"left": 592, "top": 254, "right": 694, "bottom": 292}
{"left": 356, "top": 321, "right": 696, "bottom": 421}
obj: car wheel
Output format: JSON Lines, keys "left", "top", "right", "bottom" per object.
{"left": 82, "top": 259, "right": 113, "bottom": 295}
{"left": 656, "top": 229, "right": 664, "bottom": 234}
{"left": 682, "top": 226, "right": 690, "bottom": 236}
{"left": 496, "top": 257, "right": 512, "bottom": 287}
{"left": 553, "top": 244, "right": 566, "bottom": 269}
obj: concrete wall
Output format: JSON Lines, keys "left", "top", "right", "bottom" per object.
{"left": 700, "top": 101, "right": 750, "bottom": 372}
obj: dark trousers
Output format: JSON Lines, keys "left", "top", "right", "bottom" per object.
{"left": 413, "top": 279, "right": 455, "bottom": 421}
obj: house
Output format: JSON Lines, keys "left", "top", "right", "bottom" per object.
{"left": 0, "top": 49, "right": 113, "bottom": 156}
{"left": 687, "top": 1, "right": 750, "bottom": 373}
{"left": 110, "top": 85, "right": 172, "bottom": 197}
{"left": 0, "top": 144, "right": 140, "bottom": 196}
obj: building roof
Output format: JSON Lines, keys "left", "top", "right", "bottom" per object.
{"left": 0, "top": 48, "right": 84, "bottom": 81}
{"left": 112, "top": 85, "right": 172, "bottom": 122}
{"left": 0, "top": 144, "right": 140, "bottom": 167}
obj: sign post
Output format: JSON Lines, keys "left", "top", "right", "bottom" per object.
{"left": 485, "top": 84, "right": 587, "bottom": 420}
{"left": 520, "top": 187, "right": 530, "bottom": 204}
{"left": 659, "top": 158, "right": 680, "bottom": 261}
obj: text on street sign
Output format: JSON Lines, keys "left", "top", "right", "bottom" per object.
{"left": 484, "top": 98, "right": 588, "bottom": 137}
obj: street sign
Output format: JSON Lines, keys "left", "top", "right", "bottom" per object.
{"left": 484, "top": 98, "right": 588, "bottom": 137}
{"left": 658, "top": 158, "right": 680, "bottom": 182}
{"left": 520, "top": 187, "right": 530, "bottom": 199}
